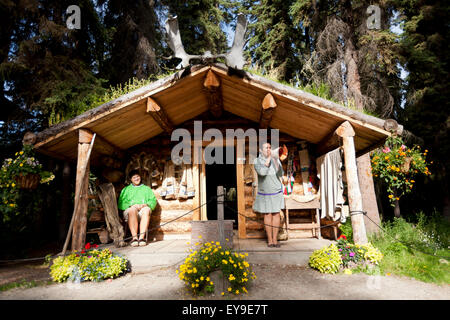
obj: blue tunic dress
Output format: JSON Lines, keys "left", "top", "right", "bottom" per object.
{"left": 252, "top": 155, "right": 285, "bottom": 213}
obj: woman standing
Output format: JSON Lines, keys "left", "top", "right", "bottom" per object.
{"left": 253, "top": 143, "right": 286, "bottom": 247}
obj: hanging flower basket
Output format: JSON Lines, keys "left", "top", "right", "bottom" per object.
{"left": 15, "top": 173, "right": 40, "bottom": 189}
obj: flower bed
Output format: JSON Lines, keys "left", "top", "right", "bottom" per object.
{"left": 177, "top": 238, "right": 256, "bottom": 296}
{"left": 50, "top": 243, "right": 130, "bottom": 283}
{"left": 309, "top": 235, "right": 383, "bottom": 274}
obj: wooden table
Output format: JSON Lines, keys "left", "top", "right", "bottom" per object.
{"left": 282, "top": 197, "right": 321, "bottom": 239}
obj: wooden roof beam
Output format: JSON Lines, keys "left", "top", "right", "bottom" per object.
{"left": 78, "top": 128, "right": 125, "bottom": 160}
{"left": 146, "top": 97, "right": 174, "bottom": 133}
{"left": 203, "top": 70, "right": 223, "bottom": 118}
{"left": 259, "top": 93, "right": 277, "bottom": 129}
{"left": 315, "top": 127, "right": 341, "bottom": 156}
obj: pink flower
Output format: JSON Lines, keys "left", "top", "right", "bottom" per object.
{"left": 382, "top": 147, "right": 391, "bottom": 153}
{"left": 401, "top": 145, "right": 407, "bottom": 150}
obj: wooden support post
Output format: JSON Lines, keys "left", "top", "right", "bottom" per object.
{"left": 236, "top": 141, "right": 246, "bottom": 239}
{"left": 192, "top": 163, "right": 200, "bottom": 221}
{"left": 200, "top": 158, "right": 207, "bottom": 221}
{"left": 336, "top": 121, "right": 368, "bottom": 244}
{"left": 146, "top": 97, "right": 174, "bottom": 133}
{"left": 259, "top": 93, "right": 277, "bottom": 129}
{"left": 217, "top": 186, "right": 225, "bottom": 246}
{"left": 203, "top": 70, "right": 223, "bottom": 118}
{"left": 69, "top": 129, "right": 95, "bottom": 252}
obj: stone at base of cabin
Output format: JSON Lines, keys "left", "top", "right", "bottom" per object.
{"left": 209, "top": 270, "right": 230, "bottom": 296}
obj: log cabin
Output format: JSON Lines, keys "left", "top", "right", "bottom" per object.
{"left": 31, "top": 63, "right": 403, "bottom": 251}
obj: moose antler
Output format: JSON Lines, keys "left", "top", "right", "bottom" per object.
{"left": 225, "top": 13, "right": 248, "bottom": 69}
{"left": 165, "top": 13, "right": 248, "bottom": 69}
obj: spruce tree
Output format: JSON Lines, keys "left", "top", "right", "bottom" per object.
{"left": 241, "top": 0, "right": 303, "bottom": 82}
{"left": 394, "top": 0, "right": 450, "bottom": 219}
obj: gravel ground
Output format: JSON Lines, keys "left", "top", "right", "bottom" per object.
{"left": 1, "top": 263, "right": 449, "bottom": 300}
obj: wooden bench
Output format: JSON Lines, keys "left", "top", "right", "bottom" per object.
{"left": 282, "top": 197, "right": 321, "bottom": 239}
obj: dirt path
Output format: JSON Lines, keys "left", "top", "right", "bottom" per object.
{"left": 1, "top": 263, "right": 449, "bottom": 300}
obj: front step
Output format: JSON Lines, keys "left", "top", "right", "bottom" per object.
{"left": 108, "top": 238, "right": 334, "bottom": 274}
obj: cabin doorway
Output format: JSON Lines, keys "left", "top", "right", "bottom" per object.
{"left": 205, "top": 146, "right": 238, "bottom": 229}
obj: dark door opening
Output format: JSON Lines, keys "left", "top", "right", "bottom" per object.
{"left": 205, "top": 147, "right": 238, "bottom": 229}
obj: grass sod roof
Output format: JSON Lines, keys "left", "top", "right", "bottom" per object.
{"left": 33, "top": 63, "right": 402, "bottom": 162}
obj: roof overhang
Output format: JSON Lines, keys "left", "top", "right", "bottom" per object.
{"left": 33, "top": 63, "right": 402, "bottom": 164}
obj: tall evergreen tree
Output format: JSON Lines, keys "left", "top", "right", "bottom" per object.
{"left": 241, "top": 0, "right": 303, "bottom": 82}
{"left": 291, "top": 0, "right": 402, "bottom": 117}
{"left": 0, "top": 0, "right": 108, "bottom": 127}
{"left": 394, "top": 0, "right": 450, "bottom": 219}
{"left": 98, "top": 0, "right": 162, "bottom": 84}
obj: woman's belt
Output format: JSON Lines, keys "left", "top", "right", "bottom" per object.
{"left": 257, "top": 190, "right": 283, "bottom": 196}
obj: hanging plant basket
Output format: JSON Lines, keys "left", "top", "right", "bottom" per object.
{"left": 15, "top": 173, "right": 40, "bottom": 189}
{"left": 401, "top": 157, "right": 413, "bottom": 173}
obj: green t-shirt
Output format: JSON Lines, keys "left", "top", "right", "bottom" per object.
{"left": 118, "top": 184, "right": 157, "bottom": 211}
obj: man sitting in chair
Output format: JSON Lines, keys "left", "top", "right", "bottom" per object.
{"left": 118, "top": 170, "right": 157, "bottom": 247}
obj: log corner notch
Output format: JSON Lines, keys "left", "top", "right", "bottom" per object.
{"left": 259, "top": 93, "right": 277, "bottom": 129}
{"left": 203, "top": 70, "right": 223, "bottom": 118}
{"left": 335, "top": 121, "right": 368, "bottom": 244}
{"left": 146, "top": 97, "right": 174, "bottom": 133}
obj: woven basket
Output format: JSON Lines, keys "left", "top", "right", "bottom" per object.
{"left": 15, "top": 173, "right": 40, "bottom": 189}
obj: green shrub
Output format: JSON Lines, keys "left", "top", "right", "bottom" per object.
{"left": 309, "top": 244, "right": 342, "bottom": 274}
{"left": 50, "top": 244, "right": 129, "bottom": 283}
{"left": 369, "top": 213, "right": 450, "bottom": 284}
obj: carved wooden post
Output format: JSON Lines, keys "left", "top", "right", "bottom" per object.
{"left": 147, "top": 97, "right": 174, "bottom": 133}
{"left": 236, "top": 140, "right": 246, "bottom": 239}
{"left": 71, "top": 129, "right": 94, "bottom": 251}
{"left": 259, "top": 93, "right": 277, "bottom": 129}
{"left": 203, "top": 70, "right": 223, "bottom": 118}
{"left": 336, "top": 121, "right": 368, "bottom": 244}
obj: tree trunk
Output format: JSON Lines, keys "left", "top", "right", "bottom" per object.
{"left": 357, "top": 153, "right": 381, "bottom": 235}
